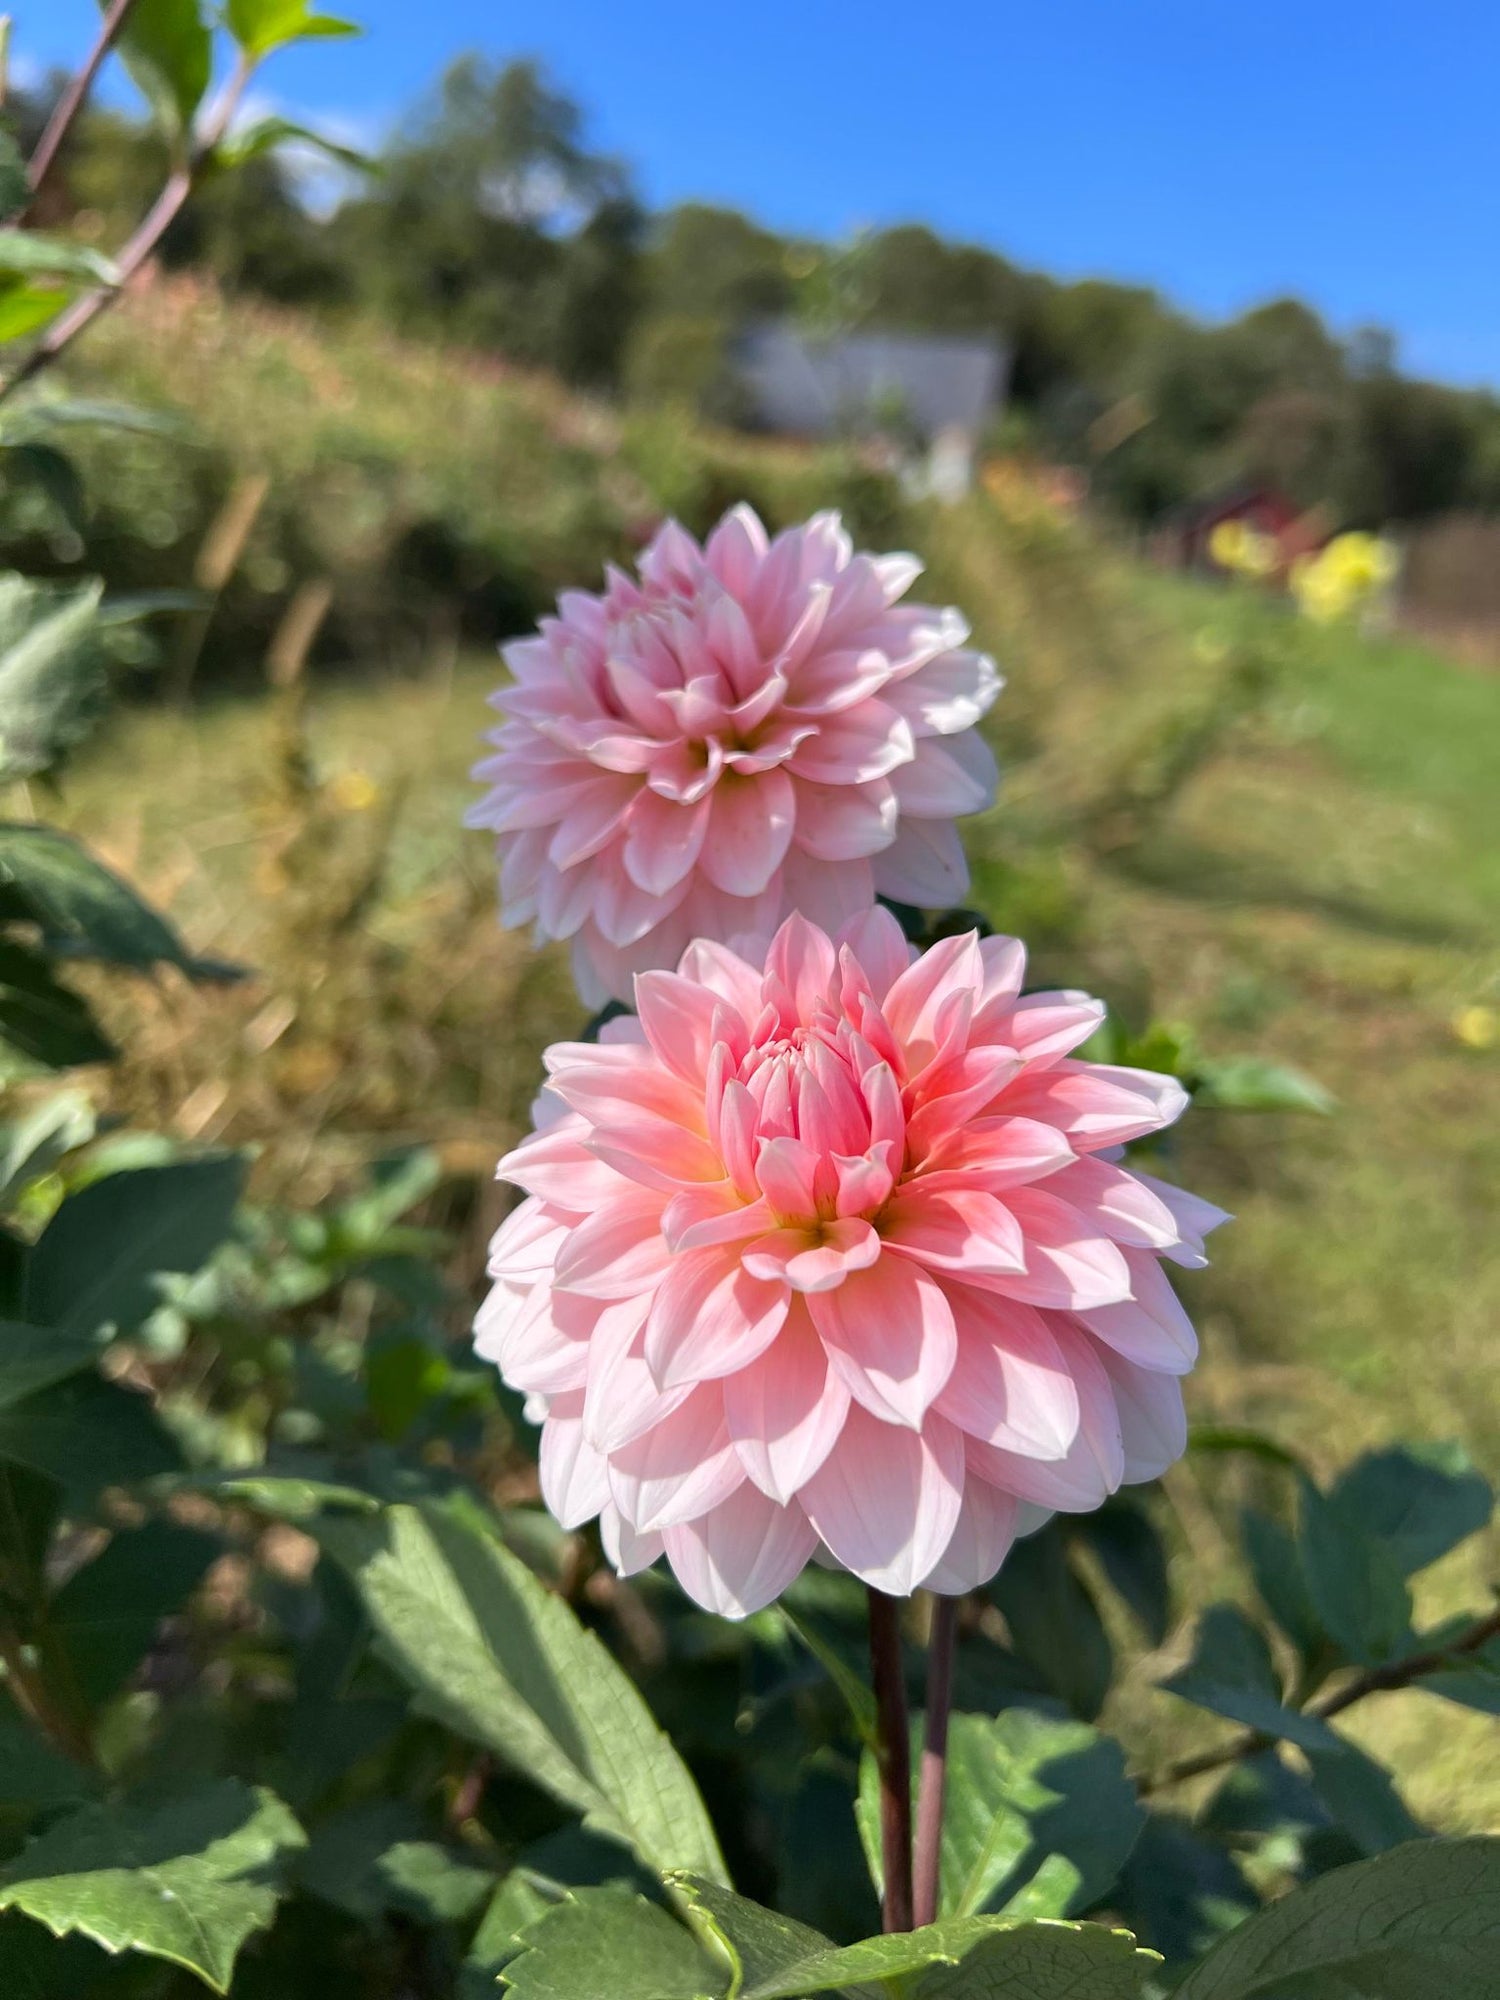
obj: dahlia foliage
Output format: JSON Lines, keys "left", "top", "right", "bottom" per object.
{"left": 468, "top": 506, "right": 1002, "bottom": 1004}
{"left": 478, "top": 910, "right": 1226, "bottom": 1617}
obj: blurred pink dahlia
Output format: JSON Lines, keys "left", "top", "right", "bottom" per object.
{"left": 467, "top": 506, "right": 1001, "bottom": 1004}
{"left": 476, "top": 910, "right": 1227, "bottom": 1617}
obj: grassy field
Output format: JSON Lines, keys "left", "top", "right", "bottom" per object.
{"left": 39, "top": 296, "right": 1500, "bottom": 1827}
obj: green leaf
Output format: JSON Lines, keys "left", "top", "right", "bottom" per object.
{"left": 1173, "top": 1837, "right": 1500, "bottom": 1999}
{"left": 987, "top": 1529, "right": 1113, "bottom": 1720}
{"left": 782, "top": 1604, "right": 877, "bottom": 1746}
{"left": 1, "top": 444, "right": 87, "bottom": 534}
{"left": 0, "top": 943, "right": 113, "bottom": 1071}
{"left": 1240, "top": 1507, "right": 1325, "bottom": 1662}
{"left": 109, "top": 0, "right": 214, "bottom": 141}
{"left": 462, "top": 1873, "right": 557, "bottom": 1996}
{"left": 1076, "top": 1503, "right": 1172, "bottom": 1646}
{"left": 214, "top": 116, "right": 370, "bottom": 173}
{"left": 1302, "top": 1741, "right": 1426, "bottom": 1857}
{"left": 1330, "top": 1442, "right": 1493, "bottom": 1577}
{"left": 0, "top": 1712, "right": 96, "bottom": 1811}
{"left": 0, "top": 1781, "right": 305, "bottom": 1992}
{"left": 316, "top": 1502, "right": 729, "bottom": 1888}
{"left": 0, "top": 1092, "right": 95, "bottom": 1208}
{"left": 0, "top": 132, "right": 27, "bottom": 225}
{"left": 673, "top": 1874, "right": 1063, "bottom": 1998}
{"left": 1163, "top": 1604, "right": 1342, "bottom": 1752}
{"left": 0, "top": 232, "right": 119, "bottom": 289}
{"left": 49, "top": 1521, "right": 218, "bottom": 1707}
{"left": 0, "top": 574, "right": 107, "bottom": 785}
{"left": 0, "top": 1373, "right": 180, "bottom": 1502}
{"left": 1114, "top": 1813, "right": 1258, "bottom": 1973}
{"left": 224, "top": 0, "right": 360, "bottom": 57}
{"left": 1298, "top": 1478, "right": 1414, "bottom": 1666}
{"left": 298, "top": 1801, "right": 495, "bottom": 1924}
{"left": 1192, "top": 1055, "right": 1334, "bottom": 1114}
{"left": 913, "top": 1922, "right": 1155, "bottom": 1999}
{"left": 23, "top": 1157, "right": 246, "bottom": 1338}
{"left": 858, "top": 1710, "right": 1143, "bottom": 1923}
{"left": 0, "top": 825, "right": 203, "bottom": 974}
{"left": 501, "top": 1889, "right": 725, "bottom": 2000}
{"left": 1188, "top": 1425, "right": 1306, "bottom": 1472}
{"left": 0, "top": 1320, "right": 101, "bottom": 1414}
{"left": 0, "top": 283, "right": 68, "bottom": 344}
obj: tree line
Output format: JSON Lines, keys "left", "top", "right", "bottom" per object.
{"left": 16, "top": 53, "right": 1500, "bottom": 529}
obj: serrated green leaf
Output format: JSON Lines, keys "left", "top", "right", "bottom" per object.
{"left": 23, "top": 1157, "right": 246, "bottom": 1338}
{"left": 224, "top": 0, "right": 360, "bottom": 57}
{"left": 1330, "top": 1442, "right": 1492, "bottom": 1577}
{"left": 0, "top": 943, "right": 113, "bottom": 1071}
{"left": 1298, "top": 1479, "right": 1414, "bottom": 1666}
{"left": 49, "top": 1521, "right": 218, "bottom": 1707}
{"left": 0, "top": 825, "right": 202, "bottom": 973}
{"left": 912, "top": 1921, "right": 1155, "bottom": 1999}
{"left": 0, "top": 574, "right": 107, "bottom": 784}
{"left": 0, "top": 1780, "right": 305, "bottom": 1992}
{"left": 316, "top": 1502, "right": 729, "bottom": 1888}
{"left": 502, "top": 1889, "right": 724, "bottom": 2000}
{"left": 1163, "top": 1604, "right": 1342, "bottom": 1752}
{"left": 1173, "top": 1837, "right": 1500, "bottom": 1999}
{"left": 0, "top": 232, "right": 119, "bottom": 288}
{"left": 0, "top": 1320, "right": 101, "bottom": 1413}
{"left": 858, "top": 1709, "right": 1143, "bottom": 1923}
{"left": 462, "top": 1873, "right": 557, "bottom": 1996}
{"left": 109, "top": 0, "right": 214, "bottom": 140}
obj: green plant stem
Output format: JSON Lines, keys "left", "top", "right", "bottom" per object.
{"left": 912, "top": 1593, "right": 957, "bottom": 1929}
{"left": 24, "top": 0, "right": 142, "bottom": 208}
{"left": 867, "top": 1587, "right": 913, "bottom": 1934}
{"left": 1139, "top": 1602, "right": 1500, "bottom": 1797}
{"left": 0, "top": 54, "right": 254, "bottom": 406}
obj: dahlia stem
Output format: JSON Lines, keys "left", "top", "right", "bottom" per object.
{"left": 866, "top": 1586, "right": 914, "bottom": 1933}
{"left": 912, "top": 1593, "right": 957, "bottom": 1928}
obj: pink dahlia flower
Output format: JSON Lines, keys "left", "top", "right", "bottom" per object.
{"left": 477, "top": 911, "right": 1226, "bottom": 1617}
{"left": 467, "top": 507, "right": 1002, "bottom": 1005}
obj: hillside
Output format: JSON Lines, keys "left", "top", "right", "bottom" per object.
{"left": 36, "top": 285, "right": 1500, "bottom": 1825}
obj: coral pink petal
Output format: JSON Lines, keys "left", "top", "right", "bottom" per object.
{"left": 1077, "top": 1246, "right": 1199, "bottom": 1373}
{"left": 643, "top": 1247, "right": 789, "bottom": 1389}
{"left": 701, "top": 771, "right": 796, "bottom": 897}
{"left": 663, "top": 1487, "right": 819, "bottom": 1618}
{"left": 552, "top": 1190, "right": 673, "bottom": 1299}
{"left": 880, "top": 1183, "right": 1027, "bottom": 1279}
{"left": 991, "top": 1188, "right": 1134, "bottom": 1310}
{"left": 934, "top": 1287, "right": 1080, "bottom": 1459}
{"left": 608, "top": 1386, "right": 745, "bottom": 1533}
{"left": 801, "top": 1404, "right": 965, "bottom": 1595}
{"left": 966, "top": 1320, "right": 1124, "bottom": 1512}
{"left": 923, "top": 1477, "right": 1019, "bottom": 1594}
{"left": 539, "top": 1397, "right": 612, "bottom": 1530}
{"left": 724, "top": 1299, "right": 851, "bottom": 1503}
{"left": 809, "top": 1255, "right": 958, "bottom": 1429}
{"left": 599, "top": 1504, "right": 664, "bottom": 1578}
{"left": 742, "top": 1218, "right": 880, "bottom": 1292}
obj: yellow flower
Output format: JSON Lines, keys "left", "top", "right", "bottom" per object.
{"left": 330, "top": 769, "right": 380, "bottom": 812}
{"left": 1209, "top": 519, "right": 1278, "bottom": 579}
{"left": 1291, "top": 532, "right": 1399, "bottom": 624}
{"left": 1452, "top": 1005, "right": 1499, "bottom": 1051}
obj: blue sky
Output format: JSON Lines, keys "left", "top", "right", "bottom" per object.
{"left": 18, "top": 1, "right": 1500, "bottom": 389}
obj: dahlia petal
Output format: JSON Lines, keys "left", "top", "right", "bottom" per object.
{"left": 634, "top": 969, "right": 730, "bottom": 1086}
{"left": 677, "top": 938, "right": 765, "bottom": 1024}
{"left": 551, "top": 1191, "right": 673, "bottom": 1299}
{"left": 914, "top": 1115, "right": 1074, "bottom": 1195}
{"left": 588, "top": 1115, "right": 723, "bottom": 1191}
{"left": 661, "top": 1185, "right": 775, "bottom": 1252}
{"left": 801, "top": 1404, "right": 965, "bottom": 1595}
{"left": 883, "top": 932, "right": 984, "bottom": 1058}
{"left": 991, "top": 992, "right": 1108, "bottom": 1067}
{"left": 1047, "top": 1157, "right": 1189, "bottom": 1253}
{"left": 609, "top": 1385, "right": 745, "bottom": 1532}
{"left": 1076, "top": 1246, "right": 1198, "bottom": 1374}
{"left": 663, "top": 1485, "right": 819, "bottom": 1618}
{"left": 582, "top": 1296, "right": 690, "bottom": 1453}
{"left": 742, "top": 1219, "right": 881, "bottom": 1293}
{"left": 988, "top": 1188, "right": 1133, "bottom": 1310}
{"left": 704, "top": 502, "right": 769, "bottom": 598}
{"left": 885, "top": 648, "right": 1003, "bottom": 737}
{"left": 539, "top": 1397, "right": 611, "bottom": 1530}
{"left": 753, "top": 1136, "right": 822, "bottom": 1222}
{"left": 599, "top": 1504, "right": 664, "bottom": 1578}
{"left": 490, "top": 1284, "right": 591, "bottom": 1396}
{"left": 891, "top": 734, "right": 995, "bottom": 816}
{"left": 643, "top": 1248, "right": 789, "bottom": 1389}
{"left": 880, "top": 1183, "right": 1027, "bottom": 1278}
{"left": 966, "top": 1320, "right": 1124, "bottom": 1512}
{"left": 923, "top": 1477, "right": 1018, "bottom": 1594}
{"left": 1129, "top": 1171, "right": 1234, "bottom": 1268}
{"left": 999, "top": 1062, "right": 1190, "bottom": 1149}
{"left": 872, "top": 816, "right": 970, "bottom": 906}
{"left": 787, "top": 699, "right": 916, "bottom": 785}
{"left": 723, "top": 1299, "right": 850, "bottom": 1503}
{"left": 1095, "top": 1343, "right": 1189, "bottom": 1482}
{"left": 904, "top": 1046, "right": 1024, "bottom": 1157}
{"left": 764, "top": 912, "right": 838, "bottom": 1019}
{"left": 701, "top": 770, "right": 796, "bottom": 897}
{"left": 835, "top": 907, "right": 914, "bottom": 999}
{"left": 487, "top": 1196, "right": 570, "bottom": 1279}
{"left": 622, "top": 790, "right": 712, "bottom": 896}
{"left": 809, "top": 1256, "right": 958, "bottom": 1428}
{"left": 779, "top": 848, "right": 878, "bottom": 934}
{"left": 933, "top": 1287, "right": 1078, "bottom": 1458}
{"left": 497, "top": 1121, "right": 631, "bottom": 1207}
{"left": 833, "top": 1146, "right": 897, "bottom": 1217}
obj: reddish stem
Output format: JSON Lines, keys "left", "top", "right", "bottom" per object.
{"left": 867, "top": 1587, "right": 914, "bottom": 1933}
{"left": 913, "top": 1593, "right": 957, "bottom": 1928}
